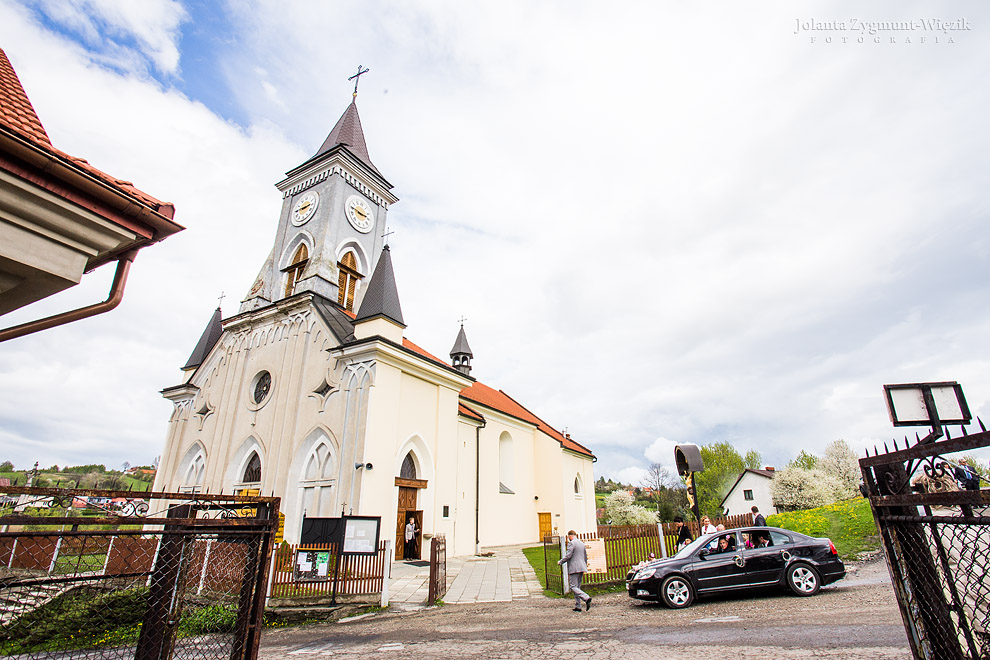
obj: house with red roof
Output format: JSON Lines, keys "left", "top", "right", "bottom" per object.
{"left": 154, "top": 90, "right": 595, "bottom": 556}
{"left": 0, "top": 49, "right": 182, "bottom": 339}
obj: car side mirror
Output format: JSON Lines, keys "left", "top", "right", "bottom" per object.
{"left": 699, "top": 548, "right": 710, "bottom": 558}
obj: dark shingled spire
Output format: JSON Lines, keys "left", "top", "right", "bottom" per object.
{"left": 449, "top": 324, "right": 473, "bottom": 376}
{"left": 450, "top": 325, "right": 472, "bottom": 358}
{"left": 312, "top": 100, "right": 381, "bottom": 176}
{"left": 183, "top": 307, "right": 222, "bottom": 370}
{"left": 354, "top": 245, "right": 404, "bottom": 326}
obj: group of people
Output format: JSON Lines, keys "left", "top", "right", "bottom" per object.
{"left": 673, "top": 506, "right": 767, "bottom": 550}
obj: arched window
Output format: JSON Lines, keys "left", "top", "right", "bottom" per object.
{"left": 242, "top": 451, "right": 262, "bottom": 483}
{"left": 574, "top": 474, "right": 583, "bottom": 498}
{"left": 299, "top": 441, "right": 335, "bottom": 517}
{"left": 498, "top": 432, "right": 514, "bottom": 494}
{"left": 337, "top": 251, "right": 362, "bottom": 310}
{"left": 284, "top": 243, "right": 309, "bottom": 297}
{"left": 185, "top": 453, "right": 205, "bottom": 488}
{"left": 400, "top": 452, "right": 417, "bottom": 480}
{"left": 303, "top": 443, "right": 335, "bottom": 481}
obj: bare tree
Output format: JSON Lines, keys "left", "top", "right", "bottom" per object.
{"left": 641, "top": 463, "right": 679, "bottom": 512}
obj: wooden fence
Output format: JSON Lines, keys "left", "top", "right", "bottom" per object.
{"left": 269, "top": 541, "right": 389, "bottom": 598}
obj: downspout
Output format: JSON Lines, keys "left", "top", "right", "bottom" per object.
{"left": 475, "top": 417, "right": 486, "bottom": 555}
{"left": 0, "top": 249, "right": 138, "bottom": 343}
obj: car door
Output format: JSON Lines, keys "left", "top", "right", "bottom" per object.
{"left": 742, "top": 530, "right": 792, "bottom": 585}
{"left": 690, "top": 532, "right": 748, "bottom": 592}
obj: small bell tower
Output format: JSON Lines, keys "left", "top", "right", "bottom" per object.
{"left": 449, "top": 321, "right": 473, "bottom": 376}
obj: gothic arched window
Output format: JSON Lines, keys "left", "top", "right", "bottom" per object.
{"left": 284, "top": 243, "right": 309, "bottom": 297}
{"left": 337, "top": 251, "right": 362, "bottom": 310}
{"left": 400, "top": 452, "right": 417, "bottom": 480}
{"left": 242, "top": 451, "right": 262, "bottom": 483}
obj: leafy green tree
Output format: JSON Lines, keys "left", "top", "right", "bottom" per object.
{"left": 790, "top": 450, "right": 818, "bottom": 470}
{"left": 0, "top": 460, "right": 14, "bottom": 472}
{"left": 687, "top": 442, "right": 746, "bottom": 518}
{"left": 744, "top": 450, "right": 762, "bottom": 470}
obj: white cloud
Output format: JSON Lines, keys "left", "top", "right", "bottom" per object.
{"left": 30, "top": 0, "right": 188, "bottom": 74}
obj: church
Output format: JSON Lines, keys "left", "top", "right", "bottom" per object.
{"left": 153, "top": 86, "right": 596, "bottom": 557}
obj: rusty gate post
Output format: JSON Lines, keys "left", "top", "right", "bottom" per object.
{"left": 134, "top": 504, "right": 192, "bottom": 660}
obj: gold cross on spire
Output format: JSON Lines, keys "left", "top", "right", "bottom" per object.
{"left": 349, "top": 65, "right": 370, "bottom": 98}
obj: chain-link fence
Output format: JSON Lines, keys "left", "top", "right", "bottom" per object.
{"left": 861, "top": 424, "right": 990, "bottom": 660}
{"left": 0, "top": 487, "right": 278, "bottom": 660}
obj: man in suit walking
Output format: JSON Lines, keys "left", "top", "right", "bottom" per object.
{"left": 558, "top": 530, "right": 592, "bottom": 611}
{"left": 752, "top": 505, "right": 767, "bottom": 526}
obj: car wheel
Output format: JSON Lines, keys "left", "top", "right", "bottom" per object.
{"left": 786, "top": 563, "right": 820, "bottom": 596}
{"left": 660, "top": 575, "right": 694, "bottom": 609}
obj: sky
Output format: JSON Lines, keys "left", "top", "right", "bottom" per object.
{"left": 1, "top": 0, "right": 989, "bottom": 486}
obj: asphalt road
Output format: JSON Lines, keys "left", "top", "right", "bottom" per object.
{"left": 259, "top": 558, "right": 912, "bottom": 659}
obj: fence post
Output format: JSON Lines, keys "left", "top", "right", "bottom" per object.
{"left": 102, "top": 535, "right": 114, "bottom": 575}
{"left": 380, "top": 539, "right": 392, "bottom": 607}
{"left": 656, "top": 523, "right": 667, "bottom": 558}
{"left": 48, "top": 536, "right": 63, "bottom": 573}
{"left": 559, "top": 535, "right": 569, "bottom": 594}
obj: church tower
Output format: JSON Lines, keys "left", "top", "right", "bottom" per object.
{"left": 240, "top": 95, "right": 398, "bottom": 314}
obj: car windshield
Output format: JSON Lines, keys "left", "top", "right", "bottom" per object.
{"left": 672, "top": 534, "right": 716, "bottom": 559}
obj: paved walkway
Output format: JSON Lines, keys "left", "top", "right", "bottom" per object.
{"left": 386, "top": 544, "right": 545, "bottom": 606}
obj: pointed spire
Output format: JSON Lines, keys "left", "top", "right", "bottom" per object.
{"left": 354, "top": 245, "right": 404, "bottom": 326}
{"left": 183, "top": 307, "right": 223, "bottom": 370}
{"left": 449, "top": 322, "right": 474, "bottom": 376}
{"left": 312, "top": 100, "right": 380, "bottom": 176}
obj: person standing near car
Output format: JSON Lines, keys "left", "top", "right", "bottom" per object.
{"left": 752, "top": 505, "right": 767, "bottom": 526}
{"left": 558, "top": 530, "right": 592, "bottom": 612}
{"left": 674, "top": 516, "right": 693, "bottom": 548}
{"left": 954, "top": 458, "right": 980, "bottom": 491}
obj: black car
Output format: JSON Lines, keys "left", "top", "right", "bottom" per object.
{"left": 626, "top": 526, "right": 845, "bottom": 608}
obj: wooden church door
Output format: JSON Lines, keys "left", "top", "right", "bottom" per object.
{"left": 538, "top": 512, "right": 552, "bottom": 542}
{"left": 396, "top": 486, "right": 420, "bottom": 560}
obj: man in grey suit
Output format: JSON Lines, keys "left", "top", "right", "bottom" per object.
{"left": 557, "top": 530, "right": 592, "bottom": 611}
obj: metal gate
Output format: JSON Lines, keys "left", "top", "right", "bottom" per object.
{"left": 543, "top": 534, "right": 562, "bottom": 594}
{"left": 427, "top": 534, "right": 447, "bottom": 604}
{"left": 1, "top": 486, "right": 278, "bottom": 660}
{"left": 861, "top": 422, "right": 990, "bottom": 659}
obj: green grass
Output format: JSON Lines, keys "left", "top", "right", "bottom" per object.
{"left": 767, "top": 497, "right": 880, "bottom": 560}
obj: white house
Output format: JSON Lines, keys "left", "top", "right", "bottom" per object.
{"left": 720, "top": 468, "right": 777, "bottom": 518}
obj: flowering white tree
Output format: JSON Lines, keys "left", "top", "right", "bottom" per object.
{"left": 818, "top": 439, "right": 860, "bottom": 499}
{"left": 602, "top": 491, "right": 658, "bottom": 525}
{"left": 771, "top": 466, "right": 845, "bottom": 511}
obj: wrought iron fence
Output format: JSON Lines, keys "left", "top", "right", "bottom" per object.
{"left": 0, "top": 486, "right": 278, "bottom": 660}
{"left": 861, "top": 421, "right": 990, "bottom": 660}
{"left": 427, "top": 534, "right": 447, "bottom": 604}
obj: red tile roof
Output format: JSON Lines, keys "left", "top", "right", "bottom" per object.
{"left": 0, "top": 48, "right": 182, "bottom": 250}
{"left": 460, "top": 381, "right": 594, "bottom": 458}
{"left": 398, "top": 334, "right": 593, "bottom": 458}
{"left": 0, "top": 49, "right": 50, "bottom": 146}
{"left": 458, "top": 401, "right": 484, "bottom": 422}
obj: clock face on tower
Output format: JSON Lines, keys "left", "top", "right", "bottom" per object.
{"left": 345, "top": 195, "right": 375, "bottom": 234}
{"left": 291, "top": 191, "right": 319, "bottom": 226}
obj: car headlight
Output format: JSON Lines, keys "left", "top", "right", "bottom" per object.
{"left": 634, "top": 567, "right": 658, "bottom": 581}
